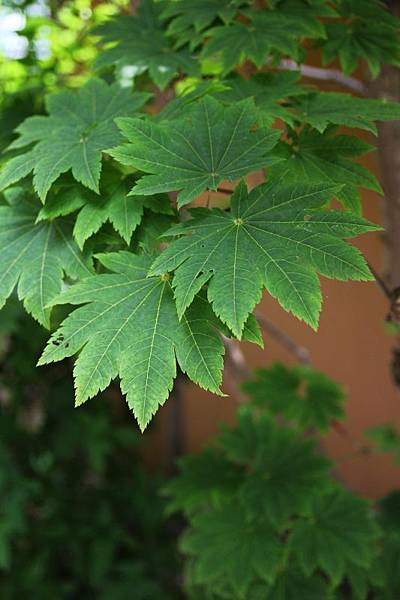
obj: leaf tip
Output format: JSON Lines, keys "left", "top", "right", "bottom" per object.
{"left": 36, "top": 354, "right": 46, "bottom": 367}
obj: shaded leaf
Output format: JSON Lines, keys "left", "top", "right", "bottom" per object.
{"left": 243, "top": 363, "right": 345, "bottom": 431}
{"left": 294, "top": 91, "right": 400, "bottom": 134}
{"left": 161, "top": 0, "right": 244, "bottom": 39}
{"left": 201, "top": 2, "right": 331, "bottom": 73}
{"left": 252, "top": 567, "right": 334, "bottom": 600}
{"left": 270, "top": 128, "right": 382, "bottom": 214}
{"left": 320, "top": 0, "right": 400, "bottom": 77}
{"left": 366, "top": 425, "right": 400, "bottom": 464}
{"left": 181, "top": 502, "right": 285, "bottom": 598}
{"left": 72, "top": 173, "right": 173, "bottom": 248}
{"left": 36, "top": 172, "right": 173, "bottom": 248}
{"left": 289, "top": 489, "right": 379, "bottom": 585}
{"left": 109, "top": 96, "right": 280, "bottom": 208}
{"left": 164, "top": 449, "right": 242, "bottom": 516}
{"left": 221, "top": 413, "right": 331, "bottom": 527}
{"left": 0, "top": 191, "right": 92, "bottom": 327}
{"left": 94, "top": 0, "right": 197, "bottom": 90}
{"left": 215, "top": 71, "right": 308, "bottom": 126}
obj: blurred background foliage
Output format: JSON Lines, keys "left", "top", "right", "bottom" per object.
{"left": 0, "top": 0, "right": 127, "bottom": 96}
{"left": 0, "top": 300, "right": 180, "bottom": 598}
{"left": 2, "top": 302, "right": 400, "bottom": 598}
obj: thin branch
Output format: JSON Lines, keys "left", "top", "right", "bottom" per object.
{"left": 255, "top": 311, "right": 311, "bottom": 366}
{"left": 217, "top": 186, "right": 234, "bottom": 195}
{"left": 222, "top": 335, "right": 251, "bottom": 401}
{"left": 222, "top": 335, "right": 251, "bottom": 379}
{"left": 332, "top": 420, "right": 373, "bottom": 463}
{"left": 279, "top": 59, "right": 367, "bottom": 95}
{"left": 367, "top": 260, "right": 392, "bottom": 299}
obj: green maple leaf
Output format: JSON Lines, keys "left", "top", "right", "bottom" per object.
{"left": 73, "top": 184, "right": 172, "bottom": 250}
{"left": 372, "top": 489, "right": 400, "bottom": 597}
{"left": 250, "top": 567, "right": 333, "bottom": 600}
{"left": 160, "top": 0, "right": 243, "bottom": 38}
{"left": 320, "top": 0, "right": 400, "bottom": 77}
{"left": 270, "top": 128, "right": 382, "bottom": 214}
{"left": 109, "top": 96, "right": 280, "bottom": 208}
{"left": 94, "top": 0, "right": 198, "bottom": 90}
{"left": 149, "top": 180, "right": 377, "bottom": 337}
{"left": 238, "top": 432, "right": 331, "bottom": 526}
{"left": 201, "top": 23, "right": 296, "bottom": 75}
{"left": 372, "top": 532, "right": 400, "bottom": 600}
{"left": 38, "top": 252, "right": 226, "bottom": 430}
{"left": 156, "top": 79, "right": 231, "bottom": 121}
{"left": 379, "top": 490, "right": 400, "bottom": 533}
{"left": 346, "top": 563, "right": 378, "bottom": 600}
{"left": 243, "top": 363, "right": 345, "bottom": 432}
{"left": 132, "top": 211, "right": 178, "bottom": 255}
{"left": 0, "top": 79, "right": 149, "bottom": 201}
{"left": 215, "top": 71, "right": 308, "bottom": 126}
{"left": 219, "top": 413, "right": 330, "bottom": 527}
{"left": 365, "top": 425, "right": 400, "bottom": 464}
{"left": 181, "top": 502, "right": 285, "bottom": 598}
{"left": 294, "top": 92, "right": 400, "bottom": 134}
{"left": 201, "top": 3, "right": 331, "bottom": 74}
{"left": 164, "top": 449, "right": 242, "bottom": 516}
{"left": 0, "top": 190, "right": 92, "bottom": 328}
{"left": 289, "top": 367, "right": 346, "bottom": 431}
{"left": 36, "top": 170, "right": 173, "bottom": 249}
{"left": 36, "top": 181, "right": 88, "bottom": 222}
{"left": 289, "top": 489, "right": 379, "bottom": 585}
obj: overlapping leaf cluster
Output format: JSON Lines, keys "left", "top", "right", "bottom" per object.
{"left": 94, "top": 0, "right": 198, "bottom": 90}
{"left": 319, "top": 0, "right": 400, "bottom": 77}
{"left": 0, "top": 0, "right": 399, "bottom": 427}
{"left": 166, "top": 365, "right": 389, "bottom": 599}
{"left": 155, "top": 0, "right": 400, "bottom": 78}
{"left": 242, "top": 362, "right": 345, "bottom": 431}
{"left": 0, "top": 315, "right": 178, "bottom": 598}
{"left": 0, "top": 79, "right": 150, "bottom": 200}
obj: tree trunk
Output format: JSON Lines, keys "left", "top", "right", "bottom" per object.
{"left": 370, "top": 1, "right": 400, "bottom": 288}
